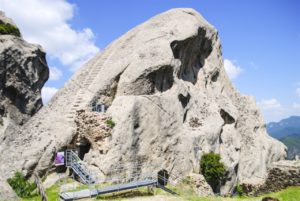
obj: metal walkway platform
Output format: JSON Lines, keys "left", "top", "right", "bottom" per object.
{"left": 59, "top": 179, "right": 157, "bottom": 201}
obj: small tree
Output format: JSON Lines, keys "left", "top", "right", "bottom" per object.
{"left": 200, "top": 153, "right": 227, "bottom": 193}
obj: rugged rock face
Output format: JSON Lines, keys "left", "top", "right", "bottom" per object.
{"left": 0, "top": 8, "right": 286, "bottom": 195}
{"left": 246, "top": 160, "right": 300, "bottom": 195}
{"left": 0, "top": 11, "right": 49, "bottom": 145}
{"left": 188, "top": 173, "right": 214, "bottom": 196}
{"left": 0, "top": 179, "right": 19, "bottom": 201}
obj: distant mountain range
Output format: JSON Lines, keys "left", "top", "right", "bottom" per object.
{"left": 267, "top": 116, "right": 300, "bottom": 159}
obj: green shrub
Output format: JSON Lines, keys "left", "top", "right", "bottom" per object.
{"left": 105, "top": 118, "right": 116, "bottom": 128}
{"left": 200, "top": 153, "right": 227, "bottom": 193}
{"left": 0, "top": 23, "right": 21, "bottom": 37}
{"left": 236, "top": 183, "right": 245, "bottom": 196}
{"left": 7, "top": 171, "right": 36, "bottom": 198}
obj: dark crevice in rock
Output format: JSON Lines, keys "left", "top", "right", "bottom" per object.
{"left": 147, "top": 65, "right": 174, "bottom": 93}
{"left": 211, "top": 70, "right": 219, "bottom": 82}
{"left": 183, "top": 109, "right": 188, "bottom": 123}
{"left": 182, "top": 11, "right": 196, "bottom": 16}
{"left": 91, "top": 67, "right": 127, "bottom": 108}
{"left": 234, "top": 164, "right": 239, "bottom": 174}
{"left": 220, "top": 109, "right": 235, "bottom": 124}
{"left": 134, "top": 122, "right": 139, "bottom": 129}
{"left": 178, "top": 93, "right": 191, "bottom": 108}
{"left": 170, "top": 27, "right": 213, "bottom": 84}
{"left": 253, "top": 126, "right": 259, "bottom": 133}
{"left": 219, "top": 128, "right": 223, "bottom": 144}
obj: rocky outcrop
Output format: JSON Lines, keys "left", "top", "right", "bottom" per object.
{"left": 0, "top": 11, "right": 49, "bottom": 143}
{"left": 0, "top": 8, "right": 286, "bottom": 196}
{"left": 246, "top": 160, "right": 300, "bottom": 195}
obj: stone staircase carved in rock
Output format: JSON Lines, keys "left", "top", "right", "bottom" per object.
{"left": 65, "top": 48, "right": 114, "bottom": 122}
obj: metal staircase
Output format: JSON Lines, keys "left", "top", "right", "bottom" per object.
{"left": 65, "top": 150, "right": 95, "bottom": 185}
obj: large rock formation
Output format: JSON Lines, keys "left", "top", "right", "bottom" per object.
{"left": 0, "top": 12, "right": 48, "bottom": 142}
{"left": 0, "top": 8, "right": 286, "bottom": 195}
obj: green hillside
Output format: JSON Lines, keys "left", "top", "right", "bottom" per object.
{"left": 280, "top": 134, "right": 300, "bottom": 159}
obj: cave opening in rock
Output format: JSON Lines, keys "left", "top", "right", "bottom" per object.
{"left": 157, "top": 169, "right": 169, "bottom": 186}
{"left": 170, "top": 27, "right": 213, "bottom": 84}
{"left": 147, "top": 65, "right": 174, "bottom": 93}
{"left": 211, "top": 70, "right": 219, "bottom": 82}
{"left": 178, "top": 93, "right": 191, "bottom": 108}
{"left": 76, "top": 138, "right": 91, "bottom": 160}
{"left": 220, "top": 109, "right": 235, "bottom": 124}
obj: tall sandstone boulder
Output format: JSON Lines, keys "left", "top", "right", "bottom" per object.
{"left": 0, "top": 8, "right": 286, "bottom": 195}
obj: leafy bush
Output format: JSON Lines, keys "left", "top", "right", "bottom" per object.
{"left": 200, "top": 153, "right": 227, "bottom": 193}
{"left": 0, "top": 23, "right": 21, "bottom": 37}
{"left": 7, "top": 171, "right": 36, "bottom": 198}
{"left": 236, "top": 183, "right": 245, "bottom": 196}
{"left": 105, "top": 118, "right": 116, "bottom": 128}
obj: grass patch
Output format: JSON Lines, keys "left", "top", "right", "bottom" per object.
{"left": 96, "top": 187, "right": 153, "bottom": 200}
{"left": 22, "top": 184, "right": 59, "bottom": 201}
{"left": 20, "top": 177, "right": 300, "bottom": 201}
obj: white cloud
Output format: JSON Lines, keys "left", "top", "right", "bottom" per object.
{"left": 49, "top": 66, "right": 63, "bottom": 80}
{"left": 41, "top": 87, "right": 58, "bottom": 104}
{"left": 0, "top": 0, "right": 99, "bottom": 70}
{"left": 258, "top": 99, "right": 300, "bottom": 123}
{"left": 293, "top": 103, "right": 300, "bottom": 110}
{"left": 224, "top": 59, "right": 242, "bottom": 80}
{"left": 258, "top": 98, "right": 282, "bottom": 110}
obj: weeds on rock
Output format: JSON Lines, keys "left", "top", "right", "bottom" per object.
{"left": 105, "top": 118, "right": 116, "bottom": 128}
{"left": 7, "top": 171, "right": 37, "bottom": 198}
{"left": 0, "top": 23, "right": 21, "bottom": 37}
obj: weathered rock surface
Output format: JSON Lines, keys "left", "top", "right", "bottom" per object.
{"left": 188, "top": 173, "right": 214, "bottom": 196}
{"left": 249, "top": 160, "right": 300, "bottom": 195}
{"left": 75, "top": 110, "right": 112, "bottom": 155}
{"left": 0, "top": 12, "right": 49, "bottom": 144}
{"left": 0, "top": 179, "right": 19, "bottom": 201}
{"left": 0, "top": 8, "right": 286, "bottom": 195}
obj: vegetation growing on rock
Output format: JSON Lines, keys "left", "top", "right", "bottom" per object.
{"left": 200, "top": 153, "right": 227, "bottom": 192}
{"left": 0, "top": 23, "right": 21, "bottom": 37}
{"left": 105, "top": 118, "right": 116, "bottom": 128}
{"left": 7, "top": 171, "right": 36, "bottom": 198}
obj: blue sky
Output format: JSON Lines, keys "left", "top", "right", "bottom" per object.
{"left": 0, "top": 0, "right": 299, "bottom": 122}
